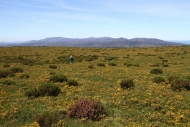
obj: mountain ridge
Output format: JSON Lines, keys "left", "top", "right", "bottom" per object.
{"left": 0, "top": 37, "right": 185, "bottom": 47}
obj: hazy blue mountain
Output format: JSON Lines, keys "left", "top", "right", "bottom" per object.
{"left": 0, "top": 37, "right": 184, "bottom": 47}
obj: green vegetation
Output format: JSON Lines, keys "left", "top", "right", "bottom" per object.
{"left": 0, "top": 46, "right": 190, "bottom": 126}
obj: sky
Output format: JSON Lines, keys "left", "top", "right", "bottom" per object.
{"left": 1, "top": 0, "right": 190, "bottom": 42}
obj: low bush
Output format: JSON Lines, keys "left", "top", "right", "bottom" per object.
{"left": 124, "top": 63, "right": 139, "bottom": 67}
{"left": 34, "top": 112, "right": 59, "bottom": 127}
{"left": 25, "top": 83, "right": 61, "bottom": 98}
{"left": 1, "top": 80, "right": 16, "bottom": 85}
{"left": 67, "top": 79, "right": 78, "bottom": 86}
{"left": 49, "top": 65, "right": 57, "bottom": 69}
{"left": 49, "top": 74, "right": 67, "bottom": 82}
{"left": 10, "top": 67, "right": 23, "bottom": 73}
{"left": 0, "top": 70, "right": 14, "bottom": 78}
{"left": 38, "top": 83, "right": 61, "bottom": 96}
{"left": 3, "top": 64, "right": 10, "bottom": 68}
{"left": 88, "top": 65, "right": 94, "bottom": 69}
{"left": 152, "top": 76, "right": 165, "bottom": 83}
{"left": 97, "top": 63, "right": 105, "bottom": 67}
{"left": 120, "top": 79, "right": 134, "bottom": 89}
{"left": 150, "top": 68, "right": 163, "bottom": 74}
{"left": 168, "top": 76, "right": 190, "bottom": 91}
{"left": 68, "top": 98, "right": 107, "bottom": 121}
{"left": 108, "top": 62, "right": 117, "bottom": 66}
{"left": 20, "top": 74, "right": 29, "bottom": 79}
{"left": 25, "top": 88, "right": 40, "bottom": 98}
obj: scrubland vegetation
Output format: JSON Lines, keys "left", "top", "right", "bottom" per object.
{"left": 0, "top": 46, "right": 190, "bottom": 126}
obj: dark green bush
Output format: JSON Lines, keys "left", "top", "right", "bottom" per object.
{"left": 3, "top": 64, "right": 10, "bottom": 68}
{"left": 20, "top": 74, "right": 29, "bottom": 79}
{"left": 34, "top": 112, "right": 59, "bottom": 127}
{"left": 38, "top": 83, "right": 61, "bottom": 96}
{"left": 68, "top": 98, "right": 107, "bottom": 121}
{"left": 108, "top": 62, "right": 117, "bottom": 66}
{"left": 104, "top": 56, "right": 117, "bottom": 61}
{"left": 25, "top": 88, "right": 40, "bottom": 98}
{"left": 88, "top": 65, "right": 94, "bottom": 69}
{"left": 0, "top": 70, "right": 14, "bottom": 78}
{"left": 10, "top": 67, "right": 23, "bottom": 73}
{"left": 152, "top": 77, "right": 165, "bottom": 83}
{"left": 150, "top": 68, "right": 163, "bottom": 74}
{"left": 1, "top": 80, "right": 16, "bottom": 85}
{"left": 97, "top": 63, "right": 105, "bottom": 67}
{"left": 49, "top": 65, "right": 57, "bottom": 69}
{"left": 49, "top": 74, "right": 67, "bottom": 82}
{"left": 120, "top": 79, "right": 134, "bottom": 89}
{"left": 67, "top": 79, "right": 78, "bottom": 86}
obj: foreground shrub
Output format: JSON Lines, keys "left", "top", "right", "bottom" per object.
{"left": 49, "top": 65, "right": 57, "bottom": 69}
{"left": 25, "top": 88, "right": 40, "bottom": 98}
{"left": 67, "top": 79, "right": 78, "bottom": 86}
{"left": 0, "top": 70, "right": 14, "bottom": 78}
{"left": 152, "top": 76, "right": 165, "bottom": 83}
{"left": 150, "top": 68, "right": 163, "bottom": 74}
{"left": 1, "top": 80, "right": 16, "bottom": 85}
{"left": 120, "top": 79, "right": 134, "bottom": 89}
{"left": 38, "top": 83, "right": 61, "bottom": 96}
{"left": 34, "top": 112, "right": 59, "bottom": 127}
{"left": 10, "top": 67, "right": 23, "bottom": 73}
{"left": 68, "top": 98, "right": 107, "bottom": 121}
{"left": 49, "top": 74, "right": 67, "bottom": 82}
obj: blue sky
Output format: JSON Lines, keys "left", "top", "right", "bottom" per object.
{"left": 0, "top": 0, "right": 190, "bottom": 42}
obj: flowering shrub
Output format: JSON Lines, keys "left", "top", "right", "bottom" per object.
{"left": 68, "top": 98, "right": 107, "bottom": 121}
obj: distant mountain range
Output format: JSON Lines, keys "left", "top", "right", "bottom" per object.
{"left": 0, "top": 37, "right": 186, "bottom": 47}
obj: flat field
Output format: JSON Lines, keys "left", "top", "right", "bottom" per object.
{"left": 0, "top": 46, "right": 190, "bottom": 126}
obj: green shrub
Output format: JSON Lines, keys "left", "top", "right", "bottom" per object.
{"left": 104, "top": 56, "right": 117, "bottom": 61}
{"left": 34, "top": 112, "right": 59, "bottom": 127}
{"left": 120, "top": 79, "right": 134, "bottom": 89}
{"left": 108, "top": 62, "right": 117, "bottom": 66}
{"left": 1, "top": 80, "right": 16, "bottom": 85}
{"left": 49, "top": 74, "right": 67, "bottom": 82}
{"left": 38, "top": 83, "right": 61, "bottom": 96}
{"left": 152, "top": 77, "right": 165, "bottom": 83}
{"left": 97, "top": 63, "right": 105, "bottom": 67}
{"left": 3, "top": 64, "right": 10, "bottom": 68}
{"left": 25, "top": 88, "right": 40, "bottom": 98}
{"left": 10, "top": 67, "right": 23, "bottom": 73}
{"left": 20, "top": 74, "right": 29, "bottom": 79}
{"left": 0, "top": 70, "right": 14, "bottom": 78}
{"left": 49, "top": 65, "right": 57, "bottom": 69}
{"left": 88, "top": 65, "right": 94, "bottom": 69}
{"left": 150, "top": 68, "right": 163, "bottom": 74}
{"left": 67, "top": 79, "right": 78, "bottom": 86}
{"left": 68, "top": 98, "right": 107, "bottom": 121}
{"left": 124, "top": 63, "right": 133, "bottom": 67}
